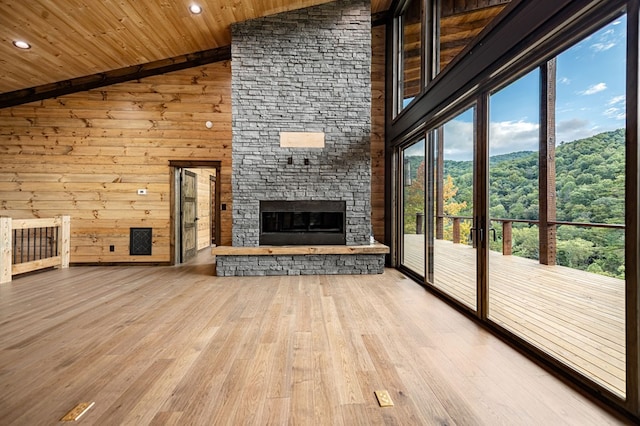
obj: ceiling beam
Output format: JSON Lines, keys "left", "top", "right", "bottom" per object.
{"left": 0, "top": 46, "right": 231, "bottom": 109}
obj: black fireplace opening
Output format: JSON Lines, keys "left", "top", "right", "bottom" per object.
{"left": 260, "top": 200, "right": 346, "bottom": 245}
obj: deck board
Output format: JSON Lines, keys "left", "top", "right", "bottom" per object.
{"left": 402, "top": 234, "right": 626, "bottom": 397}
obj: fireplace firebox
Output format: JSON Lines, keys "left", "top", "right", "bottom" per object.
{"left": 260, "top": 200, "right": 346, "bottom": 245}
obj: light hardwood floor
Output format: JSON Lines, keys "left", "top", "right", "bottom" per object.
{"left": 0, "top": 250, "right": 632, "bottom": 425}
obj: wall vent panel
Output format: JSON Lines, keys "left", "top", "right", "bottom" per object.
{"left": 130, "top": 228, "right": 152, "bottom": 255}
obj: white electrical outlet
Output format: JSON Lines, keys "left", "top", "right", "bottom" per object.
{"left": 137, "top": 189, "right": 147, "bottom": 195}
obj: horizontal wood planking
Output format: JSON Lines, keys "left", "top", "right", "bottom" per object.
{"left": 0, "top": 62, "right": 233, "bottom": 263}
{"left": 371, "top": 25, "right": 386, "bottom": 243}
{"left": 12, "top": 256, "right": 62, "bottom": 275}
{"left": 212, "top": 243, "right": 390, "bottom": 256}
{"left": 439, "top": 5, "right": 507, "bottom": 71}
{"left": 1, "top": 28, "right": 387, "bottom": 263}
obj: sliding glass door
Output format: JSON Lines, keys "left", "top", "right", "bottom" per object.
{"left": 400, "top": 137, "right": 426, "bottom": 276}
{"left": 486, "top": 16, "right": 627, "bottom": 397}
{"left": 429, "top": 107, "right": 477, "bottom": 310}
{"left": 395, "top": 10, "right": 628, "bottom": 401}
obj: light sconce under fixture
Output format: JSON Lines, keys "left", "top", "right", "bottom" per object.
{"left": 12, "top": 40, "right": 31, "bottom": 49}
{"left": 189, "top": 4, "right": 202, "bottom": 14}
{"left": 205, "top": 120, "right": 213, "bottom": 128}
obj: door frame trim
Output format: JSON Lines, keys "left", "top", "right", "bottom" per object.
{"left": 169, "top": 160, "right": 222, "bottom": 265}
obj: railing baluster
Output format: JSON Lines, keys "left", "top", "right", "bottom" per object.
{"left": 453, "top": 218, "right": 461, "bottom": 244}
{"left": 39, "top": 228, "right": 43, "bottom": 260}
{"left": 502, "top": 221, "right": 512, "bottom": 256}
{"left": 12, "top": 229, "right": 17, "bottom": 264}
{"left": 27, "top": 228, "right": 38, "bottom": 261}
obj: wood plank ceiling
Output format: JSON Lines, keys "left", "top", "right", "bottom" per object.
{"left": 0, "top": 0, "right": 393, "bottom": 95}
{"left": 402, "top": 0, "right": 510, "bottom": 99}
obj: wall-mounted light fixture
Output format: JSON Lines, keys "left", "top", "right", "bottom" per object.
{"left": 189, "top": 4, "right": 202, "bottom": 14}
{"left": 287, "top": 157, "right": 293, "bottom": 165}
{"left": 205, "top": 120, "right": 213, "bottom": 128}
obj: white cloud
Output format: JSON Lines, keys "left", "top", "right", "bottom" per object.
{"left": 590, "top": 22, "right": 623, "bottom": 52}
{"left": 608, "top": 95, "right": 625, "bottom": 106}
{"left": 488, "top": 120, "right": 539, "bottom": 157}
{"left": 442, "top": 120, "right": 475, "bottom": 160}
{"left": 580, "top": 82, "right": 607, "bottom": 95}
{"left": 556, "top": 119, "right": 592, "bottom": 145}
{"left": 559, "top": 76, "right": 571, "bottom": 85}
{"left": 604, "top": 107, "right": 626, "bottom": 121}
{"left": 604, "top": 107, "right": 619, "bottom": 116}
{"left": 443, "top": 119, "right": 597, "bottom": 159}
{"left": 591, "top": 42, "right": 616, "bottom": 52}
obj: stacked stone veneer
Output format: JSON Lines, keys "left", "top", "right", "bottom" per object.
{"left": 218, "top": 0, "right": 383, "bottom": 276}
{"left": 216, "top": 254, "right": 384, "bottom": 276}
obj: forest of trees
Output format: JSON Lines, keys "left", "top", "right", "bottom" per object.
{"left": 404, "top": 128, "right": 625, "bottom": 279}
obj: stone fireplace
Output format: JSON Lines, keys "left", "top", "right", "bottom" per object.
{"left": 215, "top": 0, "right": 386, "bottom": 276}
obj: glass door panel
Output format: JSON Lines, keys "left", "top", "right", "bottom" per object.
{"left": 400, "top": 138, "right": 426, "bottom": 276}
{"left": 487, "top": 67, "right": 541, "bottom": 350}
{"left": 487, "top": 15, "right": 626, "bottom": 398}
{"left": 430, "top": 107, "right": 476, "bottom": 310}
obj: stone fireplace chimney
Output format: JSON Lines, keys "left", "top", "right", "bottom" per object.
{"left": 230, "top": 0, "right": 372, "bottom": 248}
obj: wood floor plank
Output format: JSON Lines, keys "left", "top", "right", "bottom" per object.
{"left": 0, "top": 250, "right": 632, "bottom": 424}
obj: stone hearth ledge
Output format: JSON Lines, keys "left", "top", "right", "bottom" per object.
{"left": 212, "top": 243, "right": 389, "bottom": 276}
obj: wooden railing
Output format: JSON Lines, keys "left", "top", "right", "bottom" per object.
{"left": 436, "top": 214, "right": 624, "bottom": 260}
{"left": 0, "top": 216, "right": 70, "bottom": 284}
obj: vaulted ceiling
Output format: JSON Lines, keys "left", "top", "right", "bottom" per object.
{"left": 0, "top": 0, "right": 393, "bottom": 95}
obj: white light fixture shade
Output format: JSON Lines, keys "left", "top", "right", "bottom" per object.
{"left": 189, "top": 4, "right": 202, "bottom": 14}
{"left": 13, "top": 40, "right": 31, "bottom": 49}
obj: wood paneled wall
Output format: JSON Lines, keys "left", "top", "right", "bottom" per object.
{"left": 0, "top": 26, "right": 387, "bottom": 263}
{"left": 372, "top": 25, "right": 386, "bottom": 242}
{"left": 0, "top": 62, "right": 233, "bottom": 263}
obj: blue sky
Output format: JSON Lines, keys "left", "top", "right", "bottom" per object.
{"left": 440, "top": 14, "right": 627, "bottom": 161}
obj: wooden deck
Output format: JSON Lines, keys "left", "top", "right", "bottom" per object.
{"left": 0, "top": 250, "right": 631, "bottom": 424}
{"left": 403, "top": 234, "right": 626, "bottom": 398}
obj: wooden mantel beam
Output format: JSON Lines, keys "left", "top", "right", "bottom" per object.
{"left": 0, "top": 46, "right": 231, "bottom": 110}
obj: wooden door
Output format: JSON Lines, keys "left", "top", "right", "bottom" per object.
{"left": 181, "top": 170, "right": 197, "bottom": 262}
{"left": 210, "top": 175, "right": 217, "bottom": 246}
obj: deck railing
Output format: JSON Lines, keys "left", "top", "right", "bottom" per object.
{"left": 434, "top": 214, "right": 624, "bottom": 262}
{"left": 0, "top": 216, "right": 70, "bottom": 284}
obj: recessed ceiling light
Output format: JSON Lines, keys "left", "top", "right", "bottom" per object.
{"left": 13, "top": 40, "right": 31, "bottom": 49}
{"left": 189, "top": 4, "right": 202, "bottom": 14}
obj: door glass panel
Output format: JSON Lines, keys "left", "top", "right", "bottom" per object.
{"left": 488, "top": 15, "right": 626, "bottom": 397}
{"left": 401, "top": 138, "right": 426, "bottom": 276}
{"left": 431, "top": 107, "right": 476, "bottom": 310}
